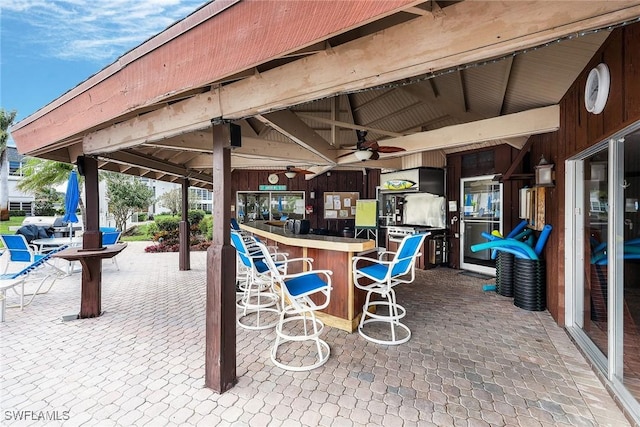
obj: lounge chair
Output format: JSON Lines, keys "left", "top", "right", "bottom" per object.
{"left": 0, "top": 234, "right": 47, "bottom": 274}
{"left": 102, "top": 231, "right": 122, "bottom": 270}
{"left": 0, "top": 245, "right": 70, "bottom": 322}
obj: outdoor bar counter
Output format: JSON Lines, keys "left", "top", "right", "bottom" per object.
{"left": 240, "top": 221, "right": 376, "bottom": 332}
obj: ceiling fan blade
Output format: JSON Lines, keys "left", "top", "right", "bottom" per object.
{"left": 336, "top": 151, "right": 356, "bottom": 159}
{"left": 360, "top": 140, "right": 379, "bottom": 150}
{"left": 376, "top": 146, "right": 405, "bottom": 153}
{"left": 370, "top": 151, "right": 380, "bottom": 161}
{"left": 293, "top": 168, "right": 314, "bottom": 174}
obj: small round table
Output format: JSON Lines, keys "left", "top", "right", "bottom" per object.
{"left": 52, "top": 243, "right": 128, "bottom": 319}
{"left": 32, "top": 237, "right": 83, "bottom": 252}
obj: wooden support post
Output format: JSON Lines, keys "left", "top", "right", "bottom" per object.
{"left": 205, "top": 123, "right": 236, "bottom": 393}
{"left": 79, "top": 156, "right": 103, "bottom": 318}
{"left": 179, "top": 178, "right": 190, "bottom": 271}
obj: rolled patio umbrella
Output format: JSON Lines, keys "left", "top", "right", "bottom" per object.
{"left": 62, "top": 170, "right": 80, "bottom": 240}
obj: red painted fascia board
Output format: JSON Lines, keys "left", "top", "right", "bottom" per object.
{"left": 12, "top": 0, "right": 418, "bottom": 155}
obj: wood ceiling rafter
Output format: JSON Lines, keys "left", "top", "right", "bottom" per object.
{"left": 498, "top": 56, "right": 515, "bottom": 116}
{"left": 98, "top": 150, "right": 214, "bottom": 186}
{"left": 256, "top": 110, "right": 336, "bottom": 162}
{"left": 336, "top": 105, "right": 559, "bottom": 164}
{"left": 456, "top": 70, "right": 468, "bottom": 113}
{"left": 296, "top": 114, "right": 404, "bottom": 138}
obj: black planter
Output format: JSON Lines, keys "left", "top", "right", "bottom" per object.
{"left": 496, "top": 252, "right": 515, "bottom": 297}
{"left": 513, "top": 258, "right": 546, "bottom": 311}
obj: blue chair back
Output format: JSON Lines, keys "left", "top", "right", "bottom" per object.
{"left": 390, "top": 233, "right": 428, "bottom": 277}
{"left": 0, "top": 244, "right": 69, "bottom": 280}
{"left": 102, "top": 231, "right": 121, "bottom": 245}
{"left": 231, "top": 231, "right": 253, "bottom": 269}
{"left": 0, "top": 234, "right": 38, "bottom": 263}
{"left": 230, "top": 218, "right": 241, "bottom": 231}
{"left": 100, "top": 227, "right": 118, "bottom": 233}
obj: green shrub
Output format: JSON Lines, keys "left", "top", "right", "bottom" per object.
{"left": 199, "top": 215, "right": 213, "bottom": 239}
{"left": 188, "top": 209, "right": 206, "bottom": 225}
{"left": 155, "top": 217, "right": 180, "bottom": 232}
{"left": 145, "top": 222, "right": 159, "bottom": 237}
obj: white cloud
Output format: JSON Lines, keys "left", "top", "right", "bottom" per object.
{"left": 2, "top": 0, "right": 208, "bottom": 63}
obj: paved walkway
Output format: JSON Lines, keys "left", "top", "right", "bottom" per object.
{"left": 0, "top": 242, "right": 632, "bottom": 426}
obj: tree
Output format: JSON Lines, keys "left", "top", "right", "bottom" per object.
{"left": 105, "top": 173, "right": 154, "bottom": 232}
{"left": 158, "top": 188, "right": 181, "bottom": 215}
{"left": 157, "top": 187, "right": 200, "bottom": 215}
{"left": 0, "top": 109, "right": 17, "bottom": 220}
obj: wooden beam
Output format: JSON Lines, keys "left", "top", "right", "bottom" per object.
{"left": 297, "top": 113, "right": 404, "bottom": 138}
{"left": 68, "top": 2, "right": 640, "bottom": 156}
{"left": 502, "top": 136, "right": 536, "bottom": 181}
{"left": 145, "top": 133, "right": 325, "bottom": 165}
{"left": 221, "top": 2, "right": 640, "bottom": 119}
{"left": 336, "top": 105, "right": 559, "bottom": 165}
{"left": 257, "top": 110, "right": 336, "bottom": 163}
{"left": 99, "top": 150, "right": 214, "bottom": 185}
{"left": 82, "top": 88, "right": 222, "bottom": 154}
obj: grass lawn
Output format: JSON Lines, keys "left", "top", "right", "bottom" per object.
{"left": 0, "top": 216, "right": 26, "bottom": 248}
{"left": 0, "top": 216, "right": 25, "bottom": 234}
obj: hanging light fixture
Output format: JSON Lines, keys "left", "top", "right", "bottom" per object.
{"left": 354, "top": 150, "right": 373, "bottom": 161}
{"left": 284, "top": 170, "right": 297, "bottom": 179}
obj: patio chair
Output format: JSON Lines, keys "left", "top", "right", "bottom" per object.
{"left": 0, "top": 234, "right": 47, "bottom": 274}
{"left": 253, "top": 241, "right": 333, "bottom": 371}
{"left": 230, "top": 219, "right": 283, "bottom": 299}
{"left": 102, "top": 231, "right": 122, "bottom": 270}
{"left": 231, "top": 231, "right": 283, "bottom": 330}
{"left": 0, "top": 245, "right": 70, "bottom": 322}
{"left": 352, "top": 232, "right": 429, "bottom": 345}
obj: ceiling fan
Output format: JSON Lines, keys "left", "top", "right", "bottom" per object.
{"left": 276, "top": 166, "right": 314, "bottom": 178}
{"left": 338, "top": 130, "right": 405, "bottom": 161}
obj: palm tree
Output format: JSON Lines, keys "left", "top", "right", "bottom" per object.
{"left": 0, "top": 108, "right": 17, "bottom": 220}
{"left": 17, "top": 158, "right": 85, "bottom": 228}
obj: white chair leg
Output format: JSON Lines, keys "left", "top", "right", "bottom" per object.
{"left": 271, "top": 304, "right": 330, "bottom": 371}
{"left": 358, "top": 288, "right": 410, "bottom": 345}
{"left": 237, "top": 276, "right": 279, "bottom": 330}
{"left": 0, "top": 290, "right": 6, "bottom": 322}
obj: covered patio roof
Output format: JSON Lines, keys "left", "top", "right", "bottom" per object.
{"left": 10, "top": 1, "right": 640, "bottom": 186}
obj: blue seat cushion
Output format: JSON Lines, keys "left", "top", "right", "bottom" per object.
{"left": 357, "top": 263, "right": 390, "bottom": 281}
{"left": 285, "top": 273, "right": 328, "bottom": 297}
{"left": 254, "top": 260, "right": 270, "bottom": 273}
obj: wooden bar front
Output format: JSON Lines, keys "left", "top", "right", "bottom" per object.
{"left": 240, "top": 222, "right": 375, "bottom": 332}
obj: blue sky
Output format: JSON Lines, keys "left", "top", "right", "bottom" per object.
{"left": 1, "top": 0, "right": 209, "bottom": 133}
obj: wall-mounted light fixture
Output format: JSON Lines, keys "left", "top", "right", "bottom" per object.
{"left": 535, "top": 155, "right": 554, "bottom": 186}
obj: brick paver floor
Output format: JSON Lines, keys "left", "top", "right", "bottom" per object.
{"left": 0, "top": 242, "right": 632, "bottom": 426}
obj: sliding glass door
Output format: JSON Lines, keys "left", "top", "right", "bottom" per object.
{"left": 566, "top": 123, "right": 640, "bottom": 423}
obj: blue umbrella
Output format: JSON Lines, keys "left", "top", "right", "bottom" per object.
{"left": 62, "top": 170, "right": 80, "bottom": 237}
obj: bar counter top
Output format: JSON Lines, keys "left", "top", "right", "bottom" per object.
{"left": 240, "top": 221, "right": 376, "bottom": 332}
{"left": 239, "top": 221, "right": 375, "bottom": 252}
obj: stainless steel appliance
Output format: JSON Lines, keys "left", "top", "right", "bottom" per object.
{"left": 386, "top": 225, "right": 448, "bottom": 269}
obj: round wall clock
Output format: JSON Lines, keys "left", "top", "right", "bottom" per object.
{"left": 584, "top": 63, "right": 610, "bottom": 115}
{"left": 268, "top": 173, "right": 279, "bottom": 184}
